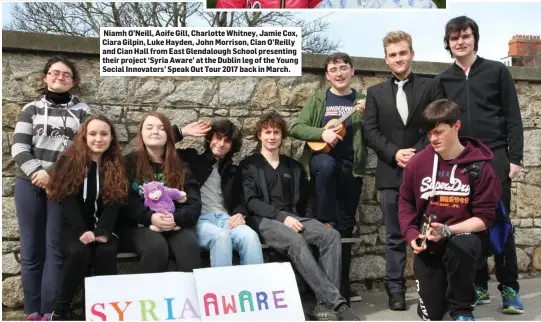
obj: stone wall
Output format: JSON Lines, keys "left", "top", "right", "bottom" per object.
{"left": 3, "top": 31, "right": 541, "bottom": 318}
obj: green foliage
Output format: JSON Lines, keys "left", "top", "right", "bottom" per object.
{"left": 433, "top": 0, "right": 446, "bottom": 8}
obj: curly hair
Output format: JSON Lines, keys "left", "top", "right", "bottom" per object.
{"left": 255, "top": 110, "right": 289, "bottom": 141}
{"left": 204, "top": 119, "right": 242, "bottom": 159}
{"left": 48, "top": 114, "right": 128, "bottom": 204}
{"left": 135, "top": 112, "right": 185, "bottom": 190}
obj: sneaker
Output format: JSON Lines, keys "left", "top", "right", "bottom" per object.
{"left": 500, "top": 285, "right": 524, "bottom": 314}
{"left": 350, "top": 289, "right": 363, "bottom": 302}
{"left": 474, "top": 285, "right": 491, "bottom": 305}
{"left": 455, "top": 316, "right": 475, "bottom": 321}
{"left": 312, "top": 302, "right": 339, "bottom": 321}
{"left": 335, "top": 303, "right": 361, "bottom": 321}
{"left": 26, "top": 313, "right": 42, "bottom": 321}
{"left": 41, "top": 313, "right": 52, "bottom": 321}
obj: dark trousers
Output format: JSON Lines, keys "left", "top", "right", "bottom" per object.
{"left": 14, "top": 177, "right": 63, "bottom": 314}
{"left": 475, "top": 147, "right": 519, "bottom": 292}
{"left": 380, "top": 188, "right": 407, "bottom": 294}
{"left": 257, "top": 217, "right": 345, "bottom": 309}
{"left": 54, "top": 234, "right": 118, "bottom": 315}
{"left": 310, "top": 154, "right": 363, "bottom": 304}
{"left": 117, "top": 227, "right": 202, "bottom": 273}
{"left": 415, "top": 233, "right": 484, "bottom": 320}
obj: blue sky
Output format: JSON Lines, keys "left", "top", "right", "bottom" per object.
{"left": 2, "top": 1, "right": 540, "bottom": 63}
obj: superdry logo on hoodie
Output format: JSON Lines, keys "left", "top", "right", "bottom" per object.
{"left": 420, "top": 159, "right": 471, "bottom": 200}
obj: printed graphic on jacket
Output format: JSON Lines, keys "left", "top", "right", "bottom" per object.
{"left": 420, "top": 163, "right": 472, "bottom": 209}
{"left": 11, "top": 95, "right": 91, "bottom": 178}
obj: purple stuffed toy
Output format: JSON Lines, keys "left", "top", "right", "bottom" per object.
{"left": 143, "top": 181, "right": 187, "bottom": 232}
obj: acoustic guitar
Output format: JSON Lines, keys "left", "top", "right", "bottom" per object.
{"left": 307, "top": 101, "right": 361, "bottom": 154}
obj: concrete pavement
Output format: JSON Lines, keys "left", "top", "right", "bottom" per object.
{"left": 349, "top": 278, "right": 541, "bottom": 321}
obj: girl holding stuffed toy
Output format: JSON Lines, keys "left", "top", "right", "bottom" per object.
{"left": 47, "top": 114, "right": 127, "bottom": 320}
{"left": 116, "top": 112, "right": 202, "bottom": 273}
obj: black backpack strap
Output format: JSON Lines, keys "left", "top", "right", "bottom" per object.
{"left": 461, "top": 161, "right": 486, "bottom": 210}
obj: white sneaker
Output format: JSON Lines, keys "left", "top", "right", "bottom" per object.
{"left": 350, "top": 290, "right": 362, "bottom": 302}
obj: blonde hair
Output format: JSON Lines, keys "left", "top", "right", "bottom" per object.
{"left": 383, "top": 31, "right": 413, "bottom": 54}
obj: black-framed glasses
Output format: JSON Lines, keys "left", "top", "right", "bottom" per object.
{"left": 48, "top": 70, "right": 73, "bottom": 80}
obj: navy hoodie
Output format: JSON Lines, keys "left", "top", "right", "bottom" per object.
{"left": 398, "top": 137, "right": 501, "bottom": 250}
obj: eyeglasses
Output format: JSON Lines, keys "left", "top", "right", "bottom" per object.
{"left": 327, "top": 65, "right": 351, "bottom": 74}
{"left": 47, "top": 70, "right": 73, "bottom": 80}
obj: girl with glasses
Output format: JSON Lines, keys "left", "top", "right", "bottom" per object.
{"left": 11, "top": 55, "right": 91, "bottom": 321}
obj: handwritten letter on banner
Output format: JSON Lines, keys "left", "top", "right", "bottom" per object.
{"left": 85, "top": 262, "right": 304, "bottom": 321}
{"left": 193, "top": 262, "right": 304, "bottom": 321}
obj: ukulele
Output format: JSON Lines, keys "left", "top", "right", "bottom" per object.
{"left": 307, "top": 100, "right": 362, "bottom": 154}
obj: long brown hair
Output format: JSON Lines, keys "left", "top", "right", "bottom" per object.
{"left": 135, "top": 112, "right": 185, "bottom": 190}
{"left": 48, "top": 114, "right": 128, "bottom": 204}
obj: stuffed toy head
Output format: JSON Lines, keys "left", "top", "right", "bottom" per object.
{"left": 143, "top": 181, "right": 176, "bottom": 214}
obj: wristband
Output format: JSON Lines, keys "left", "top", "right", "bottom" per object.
{"left": 442, "top": 224, "right": 452, "bottom": 238}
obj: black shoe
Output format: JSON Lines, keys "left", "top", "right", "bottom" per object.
{"left": 51, "top": 310, "right": 84, "bottom": 321}
{"left": 335, "top": 303, "right": 361, "bottom": 321}
{"left": 388, "top": 292, "right": 406, "bottom": 311}
{"left": 51, "top": 311, "right": 69, "bottom": 321}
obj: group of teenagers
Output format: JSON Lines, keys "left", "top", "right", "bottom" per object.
{"left": 11, "top": 15, "right": 525, "bottom": 322}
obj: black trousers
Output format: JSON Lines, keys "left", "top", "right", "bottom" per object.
{"left": 475, "top": 147, "right": 519, "bottom": 292}
{"left": 117, "top": 227, "right": 202, "bottom": 273}
{"left": 55, "top": 233, "right": 118, "bottom": 315}
{"left": 415, "top": 233, "right": 484, "bottom": 321}
{"left": 309, "top": 155, "right": 363, "bottom": 305}
{"left": 380, "top": 188, "right": 407, "bottom": 295}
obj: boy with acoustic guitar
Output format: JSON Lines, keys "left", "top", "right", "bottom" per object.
{"left": 291, "top": 52, "right": 367, "bottom": 304}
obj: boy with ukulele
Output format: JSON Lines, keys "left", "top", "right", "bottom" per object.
{"left": 291, "top": 52, "right": 367, "bottom": 304}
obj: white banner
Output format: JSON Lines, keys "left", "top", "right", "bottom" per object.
{"left": 100, "top": 27, "right": 302, "bottom": 76}
{"left": 85, "top": 263, "right": 304, "bottom": 321}
{"left": 193, "top": 263, "right": 305, "bottom": 321}
{"left": 85, "top": 272, "right": 201, "bottom": 321}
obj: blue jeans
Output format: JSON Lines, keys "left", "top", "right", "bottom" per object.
{"left": 14, "top": 178, "right": 63, "bottom": 314}
{"left": 195, "top": 212, "right": 264, "bottom": 267}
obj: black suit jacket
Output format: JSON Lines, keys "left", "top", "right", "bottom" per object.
{"left": 364, "top": 75, "right": 436, "bottom": 189}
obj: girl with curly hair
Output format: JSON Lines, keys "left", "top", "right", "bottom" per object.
{"left": 47, "top": 114, "right": 127, "bottom": 320}
{"left": 116, "top": 112, "right": 202, "bottom": 273}
{"left": 11, "top": 55, "right": 91, "bottom": 321}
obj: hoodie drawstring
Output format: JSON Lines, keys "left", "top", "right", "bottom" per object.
{"left": 43, "top": 105, "right": 48, "bottom": 137}
{"left": 431, "top": 154, "right": 438, "bottom": 198}
{"left": 83, "top": 163, "right": 100, "bottom": 228}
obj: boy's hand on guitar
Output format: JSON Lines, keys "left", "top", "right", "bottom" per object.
{"left": 322, "top": 129, "right": 343, "bottom": 147}
{"left": 355, "top": 99, "right": 366, "bottom": 116}
{"left": 410, "top": 233, "right": 426, "bottom": 254}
